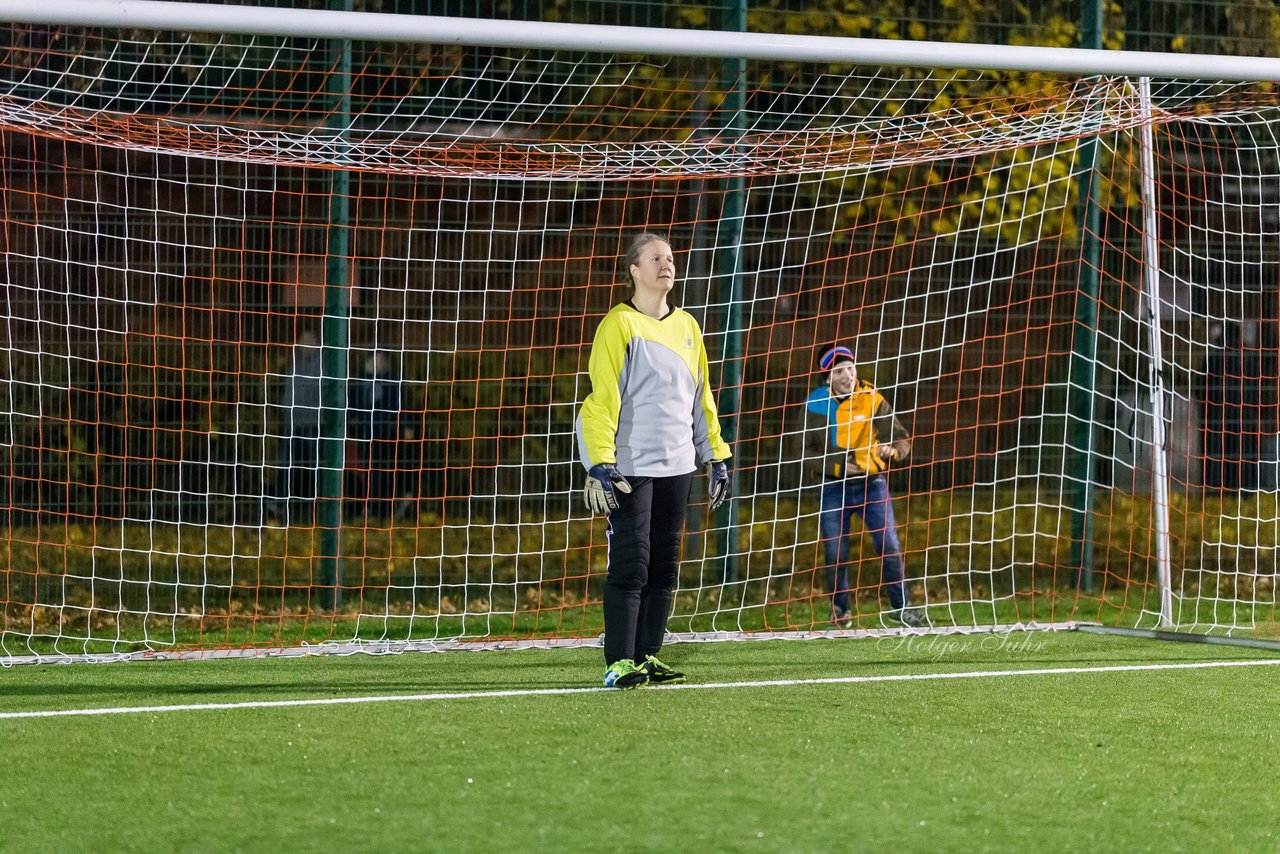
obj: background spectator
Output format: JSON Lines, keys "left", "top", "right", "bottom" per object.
{"left": 348, "top": 350, "right": 403, "bottom": 522}
{"left": 268, "top": 330, "right": 322, "bottom": 525}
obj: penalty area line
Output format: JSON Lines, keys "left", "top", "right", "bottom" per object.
{"left": 3, "top": 657, "right": 1280, "bottom": 721}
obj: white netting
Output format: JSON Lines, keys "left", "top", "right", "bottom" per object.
{"left": 3, "top": 19, "right": 1280, "bottom": 662}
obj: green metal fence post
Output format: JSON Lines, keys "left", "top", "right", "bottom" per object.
{"left": 317, "top": 1, "right": 352, "bottom": 612}
{"left": 1068, "top": 0, "right": 1103, "bottom": 591}
{"left": 714, "top": 0, "right": 747, "bottom": 586}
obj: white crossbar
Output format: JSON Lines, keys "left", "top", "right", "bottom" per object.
{"left": 4, "top": 0, "right": 1280, "bottom": 80}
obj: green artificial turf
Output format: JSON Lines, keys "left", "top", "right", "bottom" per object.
{"left": 2, "top": 630, "right": 1278, "bottom": 851}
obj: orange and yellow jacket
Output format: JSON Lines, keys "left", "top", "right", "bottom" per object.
{"left": 803, "top": 379, "right": 910, "bottom": 480}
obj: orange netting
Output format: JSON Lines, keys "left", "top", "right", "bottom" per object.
{"left": 2, "top": 22, "right": 1279, "bottom": 661}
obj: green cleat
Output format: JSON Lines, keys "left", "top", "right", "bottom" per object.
{"left": 641, "top": 655, "right": 685, "bottom": 684}
{"left": 603, "top": 658, "right": 648, "bottom": 690}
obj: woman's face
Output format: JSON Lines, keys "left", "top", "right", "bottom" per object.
{"left": 629, "top": 240, "right": 676, "bottom": 297}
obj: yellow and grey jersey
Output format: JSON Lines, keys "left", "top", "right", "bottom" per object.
{"left": 576, "top": 302, "right": 732, "bottom": 477}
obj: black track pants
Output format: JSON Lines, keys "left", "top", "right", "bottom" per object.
{"left": 602, "top": 471, "right": 694, "bottom": 666}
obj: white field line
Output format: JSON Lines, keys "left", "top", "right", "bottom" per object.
{"left": 3, "top": 657, "right": 1280, "bottom": 721}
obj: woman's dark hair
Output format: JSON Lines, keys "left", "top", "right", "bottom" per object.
{"left": 623, "top": 232, "right": 670, "bottom": 288}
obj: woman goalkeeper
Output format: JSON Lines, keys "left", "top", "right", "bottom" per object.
{"left": 575, "top": 232, "right": 732, "bottom": 690}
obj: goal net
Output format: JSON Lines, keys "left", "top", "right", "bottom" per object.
{"left": 2, "top": 5, "right": 1279, "bottom": 662}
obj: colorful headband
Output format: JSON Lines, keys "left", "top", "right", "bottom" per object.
{"left": 818, "top": 345, "right": 854, "bottom": 371}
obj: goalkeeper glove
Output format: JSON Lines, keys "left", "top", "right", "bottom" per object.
{"left": 707, "top": 460, "right": 730, "bottom": 510}
{"left": 584, "top": 463, "right": 632, "bottom": 514}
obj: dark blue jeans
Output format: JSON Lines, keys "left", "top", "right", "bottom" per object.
{"left": 819, "top": 475, "right": 905, "bottom": 613}
{"left": 271, "top": 432, "right": 319, "bottom": 524}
